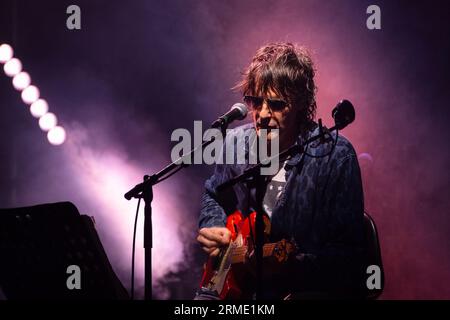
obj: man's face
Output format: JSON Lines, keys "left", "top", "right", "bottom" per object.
{"left": 248, "top": 88, "right": 299, "bottom": 148}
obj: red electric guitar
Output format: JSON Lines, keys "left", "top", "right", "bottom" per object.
{"left": 199, "top": 210, "right": 296, "bottom": 299}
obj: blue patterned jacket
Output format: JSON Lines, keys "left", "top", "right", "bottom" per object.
{"left": 199, "top": 122, "right": 366, "bottom": 297}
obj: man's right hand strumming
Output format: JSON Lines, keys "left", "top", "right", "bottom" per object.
{"left": 197, "top": 227, "right": 231, "bottom": 257}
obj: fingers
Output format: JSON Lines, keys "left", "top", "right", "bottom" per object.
{"left": 197, "top": 233, "right": 223, "bottom": 249}
{"left": 210, "top": 248, "right": 220, "bottom": 257}
{"left": 199, "top": 227, "right": 230, "bottom": 244}
{"left": 220, "top": 228, "right": 232, "bottom": 244}
{"left": 198, "top": 227, "right": 231, "bottom": 245}
{"left": 201, "top": 247, "right": 220, "bottom": 257}
{"left": 197, "top": 227, "right": 231, "bottom": 258}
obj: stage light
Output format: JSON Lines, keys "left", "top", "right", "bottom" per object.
{"left": 0, "top": 44, "right": 13, "bottom": 63}
{"left": 39, "top": 112, "right": 57, "bottom": 131}
{"left": 1, "top": 44, "right": 67, "bottom": 145}
{"left": 47, "top": 126, "right": 66, "bottom": 145}
{"left": 4, "top": 58, "right": 22, "bottom": 77}
{"left": 30, "top": 99, "right": 49, "bottom": 118}
{"left": 12, "top": 72, "right": 31, "bottom": 90}
{"left": 21, "top": 85, "right": 40, "bottom": 104}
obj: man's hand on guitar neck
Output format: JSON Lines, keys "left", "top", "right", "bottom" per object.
{"left": 197, "top": 227, "right": 232, "bottom": 257}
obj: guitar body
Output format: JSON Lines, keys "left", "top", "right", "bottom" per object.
{"left": 199, "top": 210, "right": 292, "bottom": 299}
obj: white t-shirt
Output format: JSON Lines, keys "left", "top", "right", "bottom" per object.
{"left": 262, "top": 161, "right": 287, "bottom": 218}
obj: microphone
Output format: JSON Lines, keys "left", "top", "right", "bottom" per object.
{"left": 332, "top": 99, "right": 355, "bottom": 130}
{"left": 211, "top": 103, "right": 248, "bottom": 129}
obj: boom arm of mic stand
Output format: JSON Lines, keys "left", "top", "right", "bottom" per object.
{"left": 124, "top": 125, "right": 227, "bottom": 200}
{"left": 123, "top": 120, "right": 230, "bottom": 300}
{"left": 216, "top": 124, "right": 338, "bottom": 193}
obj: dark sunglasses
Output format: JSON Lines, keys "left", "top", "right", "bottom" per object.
{"left": 243, "top": 95, "right": 288, "bottom": 111}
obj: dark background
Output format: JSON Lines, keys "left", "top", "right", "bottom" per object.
{"left": 0, "top": 0, "right": 449, "bottom": 299}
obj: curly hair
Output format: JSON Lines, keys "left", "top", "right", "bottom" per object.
{"left": 234, "top": 42, "right": 317, "bottom": 133}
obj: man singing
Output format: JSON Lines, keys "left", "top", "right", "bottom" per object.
{"left": 196, "top": 42, "right": 366, "bottom": 299}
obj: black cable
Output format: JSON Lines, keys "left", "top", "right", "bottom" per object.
{"left": 304, "top": 128, "right": 339, "bottom": 159}
{"left": 131, "top": 196, "right": 142, "bottom": 300}
{"left": 155, "top": 164, "right": 185, "bottom": 184}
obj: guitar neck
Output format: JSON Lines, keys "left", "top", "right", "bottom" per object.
{"left": 229, "top": 243, "right": 278, "bottom": 264}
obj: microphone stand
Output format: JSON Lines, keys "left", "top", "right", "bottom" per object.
{"left": 124, "top": 124, "right": 227, "bottom": 300}
{"left": 216, "top": 121, "right": 340, "bottom": 300}
{"left": 217, "top": 122, "right": 341, "bottom": 192}
{"left": 124, "top": 97, "right": 351, "bottom": 300}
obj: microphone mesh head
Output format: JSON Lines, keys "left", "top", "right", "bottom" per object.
{"left": 231, "top": 103, "right": 248, "bottom": 119}
{"left": 333, "top": 99, "right": 355, "bottom": 130}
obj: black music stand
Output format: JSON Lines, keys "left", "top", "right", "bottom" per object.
{"left": 0, "top": 201, "right": 129, "bottom": 300}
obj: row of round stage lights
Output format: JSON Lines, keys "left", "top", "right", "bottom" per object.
{"left": 0, "top": 43, "right": 66, "bottom": 145}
